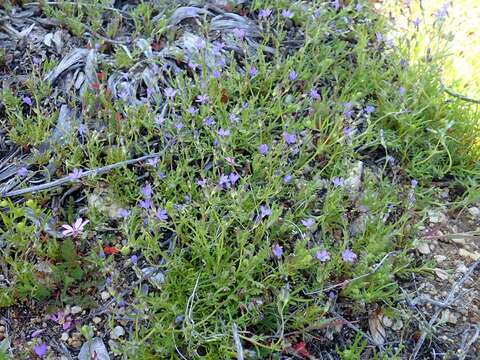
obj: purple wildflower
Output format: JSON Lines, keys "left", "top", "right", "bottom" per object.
{"left": 203, "top": 117, "right": 215, "bottom": 126}
{"left": 332, "top": 176, "right": 344, "bottom": 188}
{"left": 31, "top": 329, "right": 46, "bottom": 338}
{"left": 130, "top": 255, "right": 138, "bottom": 264}
{"left": 365, "top": 105, "right": 375, "bottom": 114}
{"left": 197, "top": 179, "right": 207, "bottom": 188}
{"left": 413, "top": 17, "right": 421, "bottom": 27}
{"left": 283, "top": 132, "right": 296, "bottom": 145}
{"left": 399, "top": 86, "right": 405, "bottom": 96}
{"left": 173, "top": 122, "right": 183, "bottom": 130}
{"left": 229, "top": 113, "right": 239, "bottom": 123}
{"left": 301, "top": 218, "right": 315, "bottom": 229}
{"left": 434, "top": 3, "right": 448, "bottom": 19}
{"left": 259, "top": 143, "right": 269, "bottom": 155}
{"left": 343, "top": 102, "right": 354, "bottom": 119}
{"left": 281, "top": 9, "right": 294, "bottom": 19}
{"left": 242, "top": 101, "right": 249, "bottom": 109}
{"left": 233, "top": 28, "right": 246, "bottom": 39}
{"left": 283, "top": 174, "right": 293, "bottom": 184}
{"left": 213, "top": 42, "right": 225, "bottom": 55}
{"left": 119, "top": 208, "right": 130, "bottom": 218}
{"left": 218, "top": 128, "right": 230, "bottom": 137}
{"left": 259, "top": 8, "right": 272, "bottom": 19}
{"left": 196, "top": 94, "right": 209, "bottom": 104}
{"left": 219, "top": 174, "right": 230, "bottom": 187}
{"left": 188, "top": 106, "right": 198, "bottom": 115}
{"left": 288, "top": 70, "right": 297, "bottom": 81}
{"left": 195, "top": 37, "right": 205, "bottom": 50}
{"left": 272, "top": 244, "right": 283, "bottom": 258}
{"left": 34, "top": 343, "right": 48, "bottom": 358}
{"left": 343, "top": 127, "right": 352, "bottom": 137}
{"left": 17, "top": 167, "right": 28, "bottom": 178}
{"left": 260, "top": 205, "right": 271, "bottom": 219}
{"left": 155, "top": 115, "right": 165, "bottom": 126}
{"left": 313, "top": 8, "right": 321, "bottom": 18}
{"left": 342, "top": 248, "right": 357, "bottom": 263}
{"left": 411, "top": 179, "right": 418, "bottom": 188}
{"left": 355, "top": 3, "right": 363, "bottom": 11}
{"left": 213, "top": 70, "right": 221, "bottom": 80}
{"left": 157, "top": 171, "right": 166, "bottom": 180}
{"left": 155, "top": 208, "right": 168, "bottom": 221}
{"left": 400, "top": 59, "right": 408, "bottom": 68}
{"left": 68, "top": 168, "right": 83, "bottom": 180}
{"left": 118, "top": 299, "right": 126, "bottom": 307}
{"left": 141, "top": 183, "right": 153, "bottom": 198}
{"left": 164, "top": 87, "right": 176, "bottom": 98}
{"left": 188, "top": 62, "right": 199, "bottom": 70}
{"left": 229, "top": 173, "right": 240, "bottom": 185}
{"left": 315, "top": 250, "right": 330, "bottom": 262}
{"left": 146, "top": 157, "right": 158, "bottom": 167}
{"left": 22, "top": 96, "right": 33, "bottom": 106}
{"left": 249, "top": 66, "right": 258, "bottom": 78}
{"left": 138, "top": 199, "right": 152, "bottom": 209}
{"left": 334, "top": 0, "right": 340, "bottom": 11}
{"left": 309, "top": 88, "right": 320, "bottom": 100}
{"left": 376, "top": 32, "right": 383, "bottom": 42}
{"left": 99, "top": 250, "right": 106, "bottom": 259}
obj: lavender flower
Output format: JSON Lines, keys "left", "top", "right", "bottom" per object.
{"left": 188, "top": 62, "right": 199, "bottom": 70}
{"left": 376, "top": 32, "right": 383, "bottom": 42}
{"left": 195, "top": 37, "right": 205, "bottom": 50}
{"left": 399, "top": 86, "right": 405, "bottom": 96}
{"left": 365, "top": 105, "right": 375, "bottom": 114}
{"left": 218, "top": 128, "right": 230, "bottom": 137}
{"left": 249, "top": 66, "right": 258, "bottom": 78}
{"left": 156, "top": 208, "right": 168, "bottom": 221}
{"left": 233, "top": 28, "right": 245, "bottom": 39}
{"left": 141, "top": 183, "right": 153, "bottom": 198}
{"left": 343, "top": 127, "right": 353, "bottom": 137}
{"left": 213, "top": 42, "right": 225, "bottom": 55}
{"left": 309, "top": 88, "right": 320, "bottom": 100}
{"left": 259, "top": 8, "right": 272, "bottom": 19}
{"left": 242, "top": 101, "right": 249, "bottom": 109}
{"left": 283, "top": 132, "right": 296, "bottom": 145}
{"left": 17, "top": 167, "right": 28, "bottom": 178}
{"left": 164, "top": 87, "right": 176, "bottom": 98}
{"left": 188, "top": 106, "right": 198, "bottom": 115}
{"left": 400, "top": 59, "right": 408, "bottom": 68}
{"left": 213, "top": 70, "right": 221, "bottom": 80}
{"left": 34, "top": 343, "right": 48, "bottom": 358}
{"left": 434, "top": 2, "right": 448, "bottom": 19}
{"left": 283, "top": 174, "right": 293, "bottom": 184}
{"left": 219, "top": 174, "right": 230, "bottom": 187}
{"left": 229, "top": 113, "right": 239, "bottom": 123}
{"left": 130, "top": 255, "right": 138, "bottom": 264}
{"left": 343, "top": 102, "right": 354, "bottom": 119}
{"left": 31, "top": 329, "right": 46, "bottom": 338}
{"left": 315, "top": 250, "right": 330, "bottom": 262}
{"left": 68, "top": 168, "right": 83, "bottom": 180}
{"left": 342, "top": 248, "right": 357, "bottom": 263}
{"left": 119, "top": 208, "right": 130, "bottom": 218}
{"left": 259, "top": 143, "right": 269, "bottom": 155}
{"left": 332, "top": 177, "right": 344, "bottom": 188}
{"left": 281, "top": 9, "right": 294, "bottom": 19}
{"left": 203, "top": 117, "right": 215, "bottom": 126}
{"left": 260, "top": 205, "right": 271, "bottom": 219}
{"left": 411, "top": 179, "right": 418, "bottom": 188}
{"left": 229, "top": 173, "right": 240, "bottom": 185}
{"left": 196, "top": 94, "right": 209, "bottom": 104}
{"left": 138, "top": 199, "right": 152, "bottom": 209}
{"left": 173, "top": 122, "right": 183, "bottom": 130}
{"left": 157, "top": 171, "right": 166, "bottom": 180}
{"left": 99, "top": 250, "right": 106, "bottom": 259}
{"left": 272, "top": 244, "right": 283, "bottom": 258}
{"left": 301, "top": 218, "right": 315, "bottom": 229}
{"left": 155, "top": 115, "right": 165, "bottom": 126}
{"left": 413, "top": 17, "right": 421, "bottom": 27}
{"left": 197, "top": 179, "right": 207, "bottom": 188}
{"left": 334, "top": 0, "right": 340, "bottom": 11}
{"left": 22, "top": 96, "right": 33, "bottom": 106}
{"left": 313, "top": 8, "right": 321, "bottom": 18}
{"left": 288, "top": 70, "right": 297, "bottom": 81}
{"left": 355, "top": 3, "right": 363, "bottom": 11}
{"left": 146, "top": 157, "right": 158, "bottom": 167}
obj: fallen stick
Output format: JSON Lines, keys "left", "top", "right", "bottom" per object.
{"left": 410, "top": 259, "right": 480, "bottom": 360}
{"left": 1, "top": 151, "right": 166, "bottom": 198}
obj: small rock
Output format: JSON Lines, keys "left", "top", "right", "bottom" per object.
{"left": 392, "top": 320, "right": 403, "bottom": 331}
{"left": 434, "top": 268, "right": 449, "bottom": 280}
{"left": 71, "top": 306, "right": 82, "bottom": 315}
{"left": 382, "top": 316, "right": 393, "bottom": 328}
{"left": 457, "top": 263, "right": 468, "bottom": 273}
{"left": 92, "top": 317, "right": 102, "bottom": 325}
{"left": 441, "top": 309, "right": 458, "bottom": 324}
{"left": 416, "top": 242, "right": 431, "bottom": 255}
{"left": 110, "top": 326, "right": 125, "bottom": 340}
{"left": 451, "top": 237, "right": 466, "bottom": 245}
{"left": 459, "top": 249, "right": 480, "bottom": 261}
{"left": 61, "top": 332, "right": 69, "bottom": 342}
{"left": 467, "top": 207, "right": 480, "bottom": 217}
{"left": 79, "top": 338, "right": 110, "bottom": 360}
{"left": 427, "top": 209, "right": 447, "bottom": 224}
{"left": 100, "top": 291, "right": 110, "bottom": 301}
{"left": 344, "top": 161, "right": 364, "bottom": 194}
{"left": 434, "top": 255, "right": 447, "bottom": 263}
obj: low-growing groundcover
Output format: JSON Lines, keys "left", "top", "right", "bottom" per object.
{"left": 0, "top": 0, "right": 479, "bottom": 359}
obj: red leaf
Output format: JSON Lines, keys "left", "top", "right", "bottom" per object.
{"left": 103, "top": 246, "right": 119, "bottom": 255}
{"left": 90, "top": 82, "right": 101, "bottom": 90}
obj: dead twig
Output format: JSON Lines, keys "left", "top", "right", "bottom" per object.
{"left": 2, "top": 149, "right": 168, "bottom": 197}
{"left": 304, "top": 252, "right": 396, "bottom": 296}
{"left": 421, "top": 232, "right": 479, "bottom": 240}
{"left": 232, "top": 322, "right": 244, "bottom": 360}
{"left": 458, "top": 325, "right": 480, "bottom": 360}
{"left": 410, "top": 259, "right": 480, "bottom": 360}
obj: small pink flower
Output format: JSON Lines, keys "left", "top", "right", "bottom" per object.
{"left": 61, "top": 218, "right": 89, "bottom": 238}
